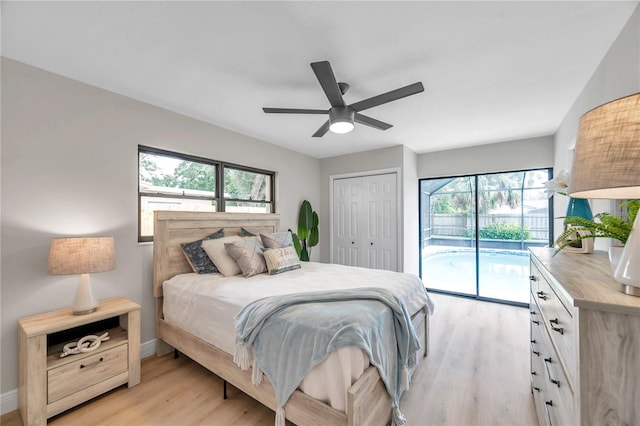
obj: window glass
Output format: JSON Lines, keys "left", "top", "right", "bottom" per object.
{"left": 138, "top": 147, "right": 274, "bottom": 242}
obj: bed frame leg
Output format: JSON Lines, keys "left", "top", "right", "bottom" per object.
{"left": 223, "top": 380, "right": 228, "bottom": 400}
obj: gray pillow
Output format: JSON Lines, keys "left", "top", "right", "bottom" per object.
{"left": 224, "top": 238, "right": 267, "bottom": 277}
{"left": 240, "top": 227, "right": 257, "bottom": 237}
{"left": 180, "top": 229, "right": 225, "bottom": 274}
{"left": 260, "top": 231, "right": 293, "bottom": 249}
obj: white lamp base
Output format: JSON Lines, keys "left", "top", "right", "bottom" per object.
{"left": 614, "top": 213, "right": 640, "bottom": 297}
{"left": 72, "top": 273, "right": 98, "bottom": 315}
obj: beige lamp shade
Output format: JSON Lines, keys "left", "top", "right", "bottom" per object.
{"left": 48, "top": 237, "right": 115, "bottom": 275}
{"left": 569, "top": 93, "right": 640, "bottom": 199}
{"left": 568, "top": 93, "right": 640, "bottom": 296}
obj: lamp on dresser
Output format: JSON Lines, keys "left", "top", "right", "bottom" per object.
{"left": 569, "top": 92, "right": 640, "bottom": 296}
{"left": 48, "top": 236, "right": 115, "bottom": 314}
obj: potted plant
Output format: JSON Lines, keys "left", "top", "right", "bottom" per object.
{"left": 554, "top": 200, "right": 639, "bottom": 253}
{"left": 290, "top": 200, "right": 319, "bottom": 261}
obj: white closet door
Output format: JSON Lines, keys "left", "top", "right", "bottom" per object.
{"left": 333, "top": 177, "right": 362, "bottom": 267}
{"left": 332, "top": 173, "right": 397, "bottom": 271}
{"left": 362, "top": 174, "right": 397, "bottom": 271}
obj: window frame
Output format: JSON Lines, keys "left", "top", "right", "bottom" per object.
{"left": 138, "top": 145, "right": 275, "bottom": 242}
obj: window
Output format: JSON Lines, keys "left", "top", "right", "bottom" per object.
{"left": 138, "top": 146, "right": 275, "bottom": 242}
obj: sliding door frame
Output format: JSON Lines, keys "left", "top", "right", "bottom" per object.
{"left": 418, "top": 167, "right": 554, "bottom": 307}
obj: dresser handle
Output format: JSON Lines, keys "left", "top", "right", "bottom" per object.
{"left": 549, "top": 318, "right": 564, "bottom": 334}
{"left": 531, "top": 371, "right": 537, "bottom": 376}
{"left": 545, "top": 400, "right": 553, "bottom": 407}
{"left": 531, "top": 339, "right": 537, "bottom": 343}
{"left": 80, "top": 357, "right": 104, "bottom": 369}
{"left": 533, "top": 386, "right": 541, "bottom": 392}
{"left": 532, "top": 350, "right": 540, "bottom": 356}
{"left": 529, "top": 275, "right": 537, "bottom": 281}
{"left": 530, "top": 311, "right": 537, "bottom": 316}
{"left": 532, "top": 320, "right": 540, "bottom": 325}
{"left": 543, "top": 358, "right": 561, "bottom": 388}
{"left": 537, "top": 291, "right": 547, "bottom": 300}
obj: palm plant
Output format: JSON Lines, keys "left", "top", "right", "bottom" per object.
{"left": 554, "top": 200, "right": 639, "bottom": 253}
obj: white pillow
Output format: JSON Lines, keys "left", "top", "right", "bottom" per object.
{"left": 202, "top": 236, "right": 244, "bottom": 276}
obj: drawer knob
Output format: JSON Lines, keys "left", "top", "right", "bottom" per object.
{"left": 529, "top": 275, "right": 537, "bottom": 281}
{"left": 530, "top": 311, "right": 537, "bottom": 316}
{"left": 532, "top": 350, "right": 540, "bottom": 356}
{"left": 80, "top": 357, "right": 104, "bottom": 369}
{"left": 533, "top": 386, "right": 541, "bottom": 393}
{"left": 532, "top": 320, "right": 540, "bottom": 325}
{"left": 537, "top": 291, "right": 547, "bottom": 300}
{"left": 531, "top": 339, "right": 537, "bottom": 344}
{"left": 545, "top": 400, "right": 553, "bottom": 407}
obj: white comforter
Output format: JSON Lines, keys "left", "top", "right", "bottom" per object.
{"left": 163, "top": 261, "right": 432, "bottom": 411}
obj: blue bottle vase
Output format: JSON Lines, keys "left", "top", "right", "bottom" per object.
{"left": 566, "top": 197, "right": 593, "bottom": 221}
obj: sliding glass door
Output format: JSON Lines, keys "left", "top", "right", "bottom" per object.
{"left": 420, "top": 169, "right": 552, "bottom": 305}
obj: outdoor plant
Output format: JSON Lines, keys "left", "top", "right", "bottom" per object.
{"left": 290, "top": 200, "right": 319, "bottom": 261}
{"left": 465, "top": 223, "right": 531, "bottom": 240}
{"left": 554, "top": 200, "right": 640, "bottom": 253}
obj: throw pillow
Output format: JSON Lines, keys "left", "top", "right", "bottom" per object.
{"left": 180, "top": 229, "right": 225, "bottom": 274}
{"left": 262, "top": 246, "right": 302, "bottom": 275}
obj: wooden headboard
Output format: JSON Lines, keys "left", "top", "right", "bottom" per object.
{"left": 152, "top": 211, "right": 279, "bottom": 298}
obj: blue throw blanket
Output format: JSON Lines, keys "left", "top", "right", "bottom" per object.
{"left": 234, "top": 287, "right": 423, "bottom": 426}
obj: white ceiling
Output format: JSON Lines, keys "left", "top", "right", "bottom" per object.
{"left": 2, "top": 1, "right": 638, "bottom": 159}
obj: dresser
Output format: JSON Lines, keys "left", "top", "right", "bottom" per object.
{"left": 529, "top": 248, "right": 640, "bottom": 425}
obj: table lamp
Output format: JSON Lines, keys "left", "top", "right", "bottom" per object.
{"left": 48, "top": 237, "right": 115, "bottom": 314}
{"left": 569, "top": 93, "right": 640, "bottom": 296}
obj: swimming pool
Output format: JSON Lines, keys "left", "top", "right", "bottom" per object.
{"left": 422, "top": 248, "right": 530, "bottom": 303}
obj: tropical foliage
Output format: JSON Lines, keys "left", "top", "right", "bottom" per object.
{"left": 554, "top": 200, "right": 640, "bottom": 253}
{"left": 290, "top": 200, "right": 319, "bottom": 261}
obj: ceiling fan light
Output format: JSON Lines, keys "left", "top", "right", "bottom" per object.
{"left": 329, "top": 120, "right": 354, "bottom": 134}
{"left": 329, "top": 107, "right": 355, "bottom": 134}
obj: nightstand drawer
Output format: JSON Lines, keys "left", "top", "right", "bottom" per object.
{"left": 48, "top": 343, "right": 128, "bottom": 403}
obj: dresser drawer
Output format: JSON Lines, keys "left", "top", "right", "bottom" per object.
{"left": 542, "top": 353, "right": 574, "bottom": 426}
{"left": 534, "top": 273, "right": 576, "bottom": 386}
{"left": 48, "top": 343, "right": 128, "bottom": 403}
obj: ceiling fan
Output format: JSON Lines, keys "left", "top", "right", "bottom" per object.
{"left": 263, "top": 61, "right": 424, "bottom": 137}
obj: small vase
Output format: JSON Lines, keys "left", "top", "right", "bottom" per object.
{"left": 566, "top": 197, "right": 593, "bottom": 221}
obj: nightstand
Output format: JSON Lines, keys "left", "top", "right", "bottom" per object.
{"left": 18, "top": 297, "right": 140, "bottom": 426}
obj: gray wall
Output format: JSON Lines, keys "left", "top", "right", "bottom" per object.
{"left": 553, "top": 5, "right": 640, "bottom": 250}
{"left": 417, "top": 136, "right": 555, "bottom": 179}
{"left": 0, "top": 58, "right": 320, "bottom": 395}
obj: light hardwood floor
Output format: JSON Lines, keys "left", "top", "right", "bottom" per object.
{"left": 2, "top": 294, "right": 538, "bottom": 426}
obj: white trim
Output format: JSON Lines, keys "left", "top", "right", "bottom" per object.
{"left": 140, "top": 338, "right": 157, "bottom": 359}
{"left": 1, "top": 389, "right": 18, "bottom": 416}
{"left": 329, "top": 167, "right": 402, "bottom": 270}
{"left": 1, "top": 339, "right": 157, "bottom": 416}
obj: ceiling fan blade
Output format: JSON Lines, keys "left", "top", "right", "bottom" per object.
{"left": 350, "top": 82, "right": 424, "bottom": 112}
{"left": 310, "top": 61, "right": 346, "bottom": 108}
{"left": 312, "top": 120, "right": 331, "bottom": 137}
{"left": 263, "top": 107, "right": 328, "bottom": 114}
{"left": 354, "top": 113, "right": 393, "bottom": 131}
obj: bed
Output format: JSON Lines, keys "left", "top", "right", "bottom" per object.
{"left": 152, "top": 211, "right": 431, "bottom": 426}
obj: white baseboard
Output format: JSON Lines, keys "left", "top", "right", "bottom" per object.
{"left": 1, "top": 339, "right": 157, "bottom": 416}
{"left": 0, "top": 389, "right": 18, "bottom": 417}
